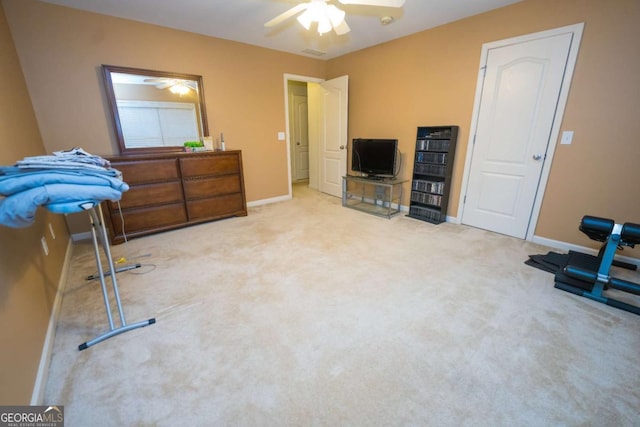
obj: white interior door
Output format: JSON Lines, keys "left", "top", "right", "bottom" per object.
{"left": 293, "top": 94, "right": 309, "bottom": 181}
{"left": 318, "top": 75, "right": 349, "bottom": 198}
{"left": 461, "top": 27, "right": 581, "bottom": 238}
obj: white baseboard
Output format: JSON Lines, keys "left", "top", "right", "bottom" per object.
{"left": 75, "top": 197, "right": 639, "bottom": 269}
{"left": 247, "top": 194, "right": 292, "bottom": 208}
{"left": 532, "top": 235, "right": 640, "bottom": 268}
{"left": 31, "top": 238, "right": 73, "bottom": 405}
{"left": 424, "top": 216, "right": 639, "bottom": 267}
{"left": 71, "top": 231, "right": 91, "bottom": 242}
{"left": 69, "top": 196, "right": 292, "bottom": 241}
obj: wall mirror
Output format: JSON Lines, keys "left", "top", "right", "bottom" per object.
{"left": 102, "top": 64, "right": 209, "bottom": 154}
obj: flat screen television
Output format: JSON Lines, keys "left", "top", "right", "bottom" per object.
{"left": 351, "top": 138, "right": 398, "bottom": 178}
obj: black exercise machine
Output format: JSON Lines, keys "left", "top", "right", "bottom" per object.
{"left": 555, "top": 215, "right": 640, "bottom": 316}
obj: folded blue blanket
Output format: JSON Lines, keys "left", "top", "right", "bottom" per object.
{"left": 0, "top": 165, "right": 121, "bottom": 178}
{"left": 15, "top": 147, "right": 111, "bottom": 170}
{"left": 46, "top": 200, "right": 100, "bottom": 214}
{"left": 0, "top": 184, "right": 123, "bottom": 228}
{"left": 0, "top": 169, "right": 128, "bottom": 196}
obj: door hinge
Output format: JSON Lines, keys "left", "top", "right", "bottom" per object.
{"left": 473, "top": 134, "right": 476, "bottom": 145}
{"left": 480, "top": 65, "right": 487, "bottom": 76}
{"left": 463, "top": 195, "right": 467, "bottom": 204}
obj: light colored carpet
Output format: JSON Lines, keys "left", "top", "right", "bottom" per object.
{"left": 44, "top": 184, "right": 640, "bottom": 426}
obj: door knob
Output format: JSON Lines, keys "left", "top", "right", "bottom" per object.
{"left": 339, "top": 145, "right": 345, "bottom": 150}
{"left": 532, "top": 153, "right": 543, "bottom": 161}
{"left": 296, "top": 142, "right": 301, "bottom": 146}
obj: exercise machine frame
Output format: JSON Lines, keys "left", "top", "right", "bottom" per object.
{"left": 555, "top": 215, "right": 640, "bottom": 316}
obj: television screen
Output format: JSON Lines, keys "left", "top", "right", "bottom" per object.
{"left": 351, "top": 138, "right": 398, "bottom": 178}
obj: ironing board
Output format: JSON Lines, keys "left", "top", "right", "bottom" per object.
{"left": 51, "top": 202, "right": 156, "bottom": 350}
{"left": 0, "top": 150, "right": 156, "bottom": 350}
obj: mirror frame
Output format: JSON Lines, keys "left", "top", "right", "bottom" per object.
{"left": 102, "top": 64, "right": 209, "bottom": 155}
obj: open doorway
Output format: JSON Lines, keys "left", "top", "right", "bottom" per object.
{"left": 288, "top": 80, "right": 310, "bottom": 184}
{"left": 284, "top": 74, "right": 349, "bottom": 199}
{"left": 284, "top": 74, "right": 323, "bottom": 199}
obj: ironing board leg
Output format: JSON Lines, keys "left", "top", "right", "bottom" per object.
{"left": 85, "top": 212, "right": 142, "bottom": 280}
{"left": 79, "top": 205, "right": 155, "bottom": 351}
{"left": 88, "top": 207, "right": 115, "bottom": 330}
{"left": 93, "top": 206, "right": 126, "bottom": 325}
{"left": 79, "top": 318, "right": 156, "bottom": 350}
{"left": 85, "top": 263, "right": 142, "bottom": 281}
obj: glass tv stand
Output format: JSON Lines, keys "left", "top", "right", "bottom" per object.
{"left": 342, "top": 175, "right": 406, "bottom": 219}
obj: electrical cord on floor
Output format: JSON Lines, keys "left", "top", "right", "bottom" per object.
{"left": 113, "top": 199, "right": 156, "bottom": 273}
{"left": 117, "top": 200, "right": 128, "bottom": 244}
{"left": 86, "top": 200, "right": 156, "bottom": 279}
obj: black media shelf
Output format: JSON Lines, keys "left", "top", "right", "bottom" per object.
{"left": 407, "top": 126, "right": 458, "bottom": 224}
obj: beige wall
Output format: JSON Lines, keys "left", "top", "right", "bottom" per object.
{"left": 8, "top": 0, "right": 639, "bottom": 258}
{"left": 1, "top": 0, "right": 639, "bottom": 406}
{"left": 328, "top": 0, "right": 640, "bottom": 259}
{"left": 0, "top": 3, "right": 70, "bottom": 404}
{"left": 2, "top": 0, "right": 326, "bottom": 202}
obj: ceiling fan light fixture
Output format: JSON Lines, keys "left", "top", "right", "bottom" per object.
{"left": 169, "top": 83, "right": 191, "bottom": 95}
{"left": 296, "top": 9, "right": 313, "bottom": 30}
{"left": 267, "top": 0, "right": 404, "bottom": 36}
{"left": 317, "top": 15, "right": 333, "bottom": 35}
{"left": 295, "top": 1, "right": 347, "bottom": 36}
{"left": 327, "top": 5, "right": 346, "bottom": 27}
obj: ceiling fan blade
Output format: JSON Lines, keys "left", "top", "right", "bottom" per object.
{"left": 333, "top": 19, "right": 350, "bottom": 35}
{"left": 265, "top": 3, "right": 309, "bottom": 27}
{"left": 338, "top": 0, "right": 405, "bottom": 7}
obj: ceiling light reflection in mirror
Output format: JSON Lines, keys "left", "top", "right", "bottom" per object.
{"left": 102, "top": 65, "right": 209, "bottom": 154}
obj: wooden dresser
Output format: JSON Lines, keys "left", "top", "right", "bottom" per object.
{"left": 103, "top": 150, "right": 247, "bottom": 244}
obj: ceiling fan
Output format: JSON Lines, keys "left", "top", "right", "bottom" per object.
{"left": 143, "top": 78, "right": 197, "bottom": 95}
{"left": 265, "top": 0, "right": 405, "bottom": 36}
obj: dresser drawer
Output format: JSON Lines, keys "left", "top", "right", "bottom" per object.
{"left": 110, "top": 202, "right": 187, "bottom": 233}
{"left": 182, "top": 175, "right": 241, "bottom": 199}
{"left": 187, "top": 193, "right": 245, "bottom": 220}
{"left": 104, "top": 151, "right": 245, "bottom": 244}
{"left": 108, "top": 181, "right": 184, "bottom": 210}
{"left": 113, "top": 159, "right": 180, "bottom": 184}
{"left": 180, "top": 154, "right": 239, "bottom": 178}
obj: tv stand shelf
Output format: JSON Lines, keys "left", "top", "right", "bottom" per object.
{"left": 342, "top": 175, "right": 406, "bottom": 219}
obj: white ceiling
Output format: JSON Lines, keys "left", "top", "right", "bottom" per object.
{"left": 40, "top": 0, "right": 521, "bottom": 60}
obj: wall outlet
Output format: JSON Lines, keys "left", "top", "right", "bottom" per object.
{"left": 48, "top": 222, "right": 56, "bottom": 239}
{"left": 277, "top": 131, "right": 285, "bottom": 141}
{"left": 41, "top": 236, "right": 49, "bottom": 256}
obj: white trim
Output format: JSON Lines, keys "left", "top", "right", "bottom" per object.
{"left": 532, "top": 235, "right": 640, "bottom": 269}
{"left": 247, "top": 194, "right": 292, "bottom": 208}
{"left": 71, "top": 197, "right": 295, "bottom": 238}
{"left": 456, "top": 23, "right": 585, "bottom": 241}
{"left": 456, "top": 53, "right": 487, "bottom": 226}
{"left": 526, "top": 23, "right": 584, "bottom": 240}
{"left": 31, "top": 238, "right": 73, "bottom": 405}
{"left": 71, "top": 231, "right": 92, "bottom": 242}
